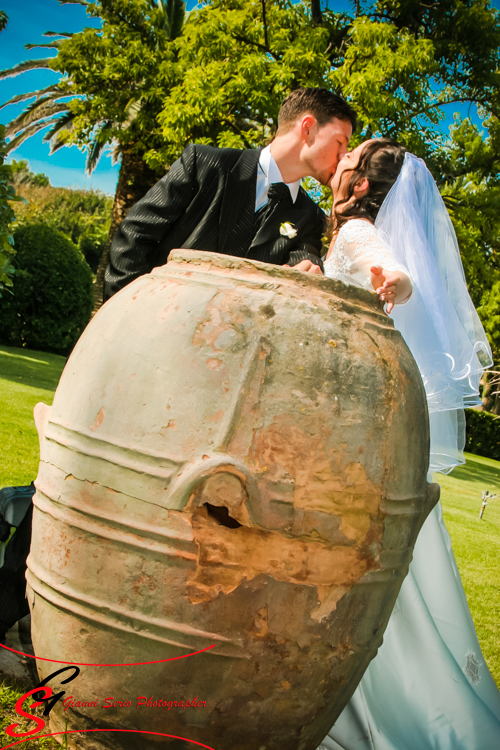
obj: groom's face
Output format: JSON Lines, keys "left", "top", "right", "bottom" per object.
{"left": 303, "top": 116, "right": 353, "bottom": 185}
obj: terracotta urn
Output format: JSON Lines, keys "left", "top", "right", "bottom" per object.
{"left": 28, "top": 250, "right": 438, "bottom": 750}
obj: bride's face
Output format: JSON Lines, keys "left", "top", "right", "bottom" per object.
{"left": 329, "top": 140, "right": 371, "bottom": 201}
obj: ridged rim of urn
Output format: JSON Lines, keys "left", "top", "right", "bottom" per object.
{"left": 155, "top": 249, "right": 388, "bottom": 318}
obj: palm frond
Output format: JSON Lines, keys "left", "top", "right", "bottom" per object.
{"left": 44, "top": 31, "right": 74, "bottom": 38}
{"left": 5, "top": 122, "right": 54, "bottom": 153}
{"left": 86, "top": 136, "right": 108, "bottom": 174}
{"left": 168, "top": 0, "right": 186, "bottom": 41}
{"left": 57, "top": 0, "right": 89, "bottom": 5}
{"left": 154, "top": 0, "right": 186, "bottom": 41}
{"left": 0, "top": 84, "right": 63, "bottom": 111}
{"left": 44, "top": 112, "right": 77, "bottom": 152}
{"left": 25, "top": 41, "right": 66, "bottom": 50}
{"left": 122, "top": 99, "right": 142, "bottom": 128}
{"left": 0, "top": 58, "right": 56, "bottom": 81}
{"left": 5, "top": 100, "right": 70, "bottom": 138}
{"left": 108, "top": 140, "right": 121, "bottom": 166}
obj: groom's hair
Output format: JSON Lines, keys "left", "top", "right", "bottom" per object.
{"left": 277, "top": 88, "right": 357, "bottom": 134}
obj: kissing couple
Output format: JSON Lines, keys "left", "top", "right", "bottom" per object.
{"left": 106, "top": 87, "right": 500, "bottom": 749}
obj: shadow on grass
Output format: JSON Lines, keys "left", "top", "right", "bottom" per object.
{"left": 0, "top": 345, "right": 66, "bottom": 393}
{"left": 450, "top": 454, "right": 500, "bottom": 490}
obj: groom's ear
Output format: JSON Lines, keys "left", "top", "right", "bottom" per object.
{"left": 353, "top": 177, "right": 369, "bottom": 198}
{"left": 300, "top": 114, "right": 318, "bottom": 143}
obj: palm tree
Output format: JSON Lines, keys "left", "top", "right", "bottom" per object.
{"left": 0, "top": 0, "right": 187, "bottom": 310}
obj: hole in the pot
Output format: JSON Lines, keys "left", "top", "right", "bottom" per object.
{"left": 204, "top": 503, "right": 242, "bottom": 529}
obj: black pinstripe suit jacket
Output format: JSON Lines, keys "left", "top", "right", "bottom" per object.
{"left": 104, "top": 144, "right": 326, "bottom": 300}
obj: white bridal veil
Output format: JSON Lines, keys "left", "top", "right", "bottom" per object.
{"left": 375, "top": 153, "right": 493, "bottom": 473}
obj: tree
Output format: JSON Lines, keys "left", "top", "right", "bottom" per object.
{"left": 151, "top": 0, "right": 500, "bottom": 220}
{"left": 0, "top": 14, "right": 23, "bottom": 296}
{"left": 479, "top": 282, "right": 500, "bottom": 362}
{"left": 0, "top": 0, "right": 187, "bottom": 310}
{"left": 436, "top": 117, "right": 500, "bottom": 307}
{"left": 0, "top": 125, "right": 20, "bottom": 295}
{"left": 153, "top": 0, "right": 500, "bottom": 165}
{"left": 153, "top": 0, "right": 344, "bottom": 165}
{"left": 478, "top": 282, "right": 500, "bottom": 415}
{"left": 9, "top": 159, "right": 51, "bottom": 187}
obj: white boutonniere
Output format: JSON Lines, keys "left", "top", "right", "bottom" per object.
{"left": 279, "top": 222, "right": 297, "bottom": 239}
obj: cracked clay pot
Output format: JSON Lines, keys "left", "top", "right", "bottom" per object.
{"left": 27, "top": 250, "right": 439, "bottom": 750}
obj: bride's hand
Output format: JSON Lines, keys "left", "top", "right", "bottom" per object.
{"left": 370, "top": 266, "right": 400, "bottom": 314}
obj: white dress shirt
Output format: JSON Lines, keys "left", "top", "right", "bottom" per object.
{"left": 255, "top": 144, "right": 301, "bottom": 211}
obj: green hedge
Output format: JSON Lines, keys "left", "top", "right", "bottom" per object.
{"left": 0, "top": 222, "right": 92, "bottom": 354}
{"left": 465, "top": 408, "right": 500, "bottom": 461}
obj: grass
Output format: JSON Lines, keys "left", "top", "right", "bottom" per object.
{"left": 438, "top": 454, "right": 500, "bottom": 685}
{"left": 0, "top": 679, "right": 64, "bottom": 749}
{"left": 0, "top": 345, "right": 67, "bottom": 487}
{"left": 0, "top": 342, "right": 499, "bottom": 693}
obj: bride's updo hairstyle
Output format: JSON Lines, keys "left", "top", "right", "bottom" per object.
{"left": 333, "top": 138, "right": 406, "bottom": 230}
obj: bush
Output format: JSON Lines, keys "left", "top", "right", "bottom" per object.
{"left": 0, "top": 222, "right": 93, "bottom": 354}
{"left": 12, "top": 182, "right": 113, "bottom": 273}
{"left": 465, "top": 408, "right": 500, "bottom": 461}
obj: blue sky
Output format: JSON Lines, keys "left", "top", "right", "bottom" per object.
{"left": 0, "top": 0, "right": 117, "bottom": 192}
{"left": 0, "top": 0, "right": 496, "bottom": 195}
{"left": 0, "top": 0, "right": 356, "bottom": 194}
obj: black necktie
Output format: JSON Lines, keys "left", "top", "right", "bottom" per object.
{"left": 249, "top": 183, "right": 292, "bottom": 255}
{"left": 254, "top": 182, "right": 291, "bottom": 226}
{"left": 266, "top": 182, "right": 292, "bottom": 205}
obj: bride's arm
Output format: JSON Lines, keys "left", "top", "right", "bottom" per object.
{"left": 339, "top": 221, "right": 413, "bottom": 309}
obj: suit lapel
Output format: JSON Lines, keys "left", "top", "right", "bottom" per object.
{"left": 219, "top": 148, "right": 262, "bottom": 256}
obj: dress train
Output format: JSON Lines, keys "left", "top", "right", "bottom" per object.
{"left": 319, "top": 501, "right": 500, "bottom": 750}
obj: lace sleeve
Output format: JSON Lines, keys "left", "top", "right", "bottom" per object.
{"left": 325, "top": 220, "right": 413, "bottom": 304}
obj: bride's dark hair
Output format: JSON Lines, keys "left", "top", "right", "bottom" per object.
{"left": 332, "top": 138, "right": 406, "bottom": 231}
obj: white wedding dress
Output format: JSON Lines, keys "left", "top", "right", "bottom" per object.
{"left": 319, "top": 219, "right": 500, "bottom": 750}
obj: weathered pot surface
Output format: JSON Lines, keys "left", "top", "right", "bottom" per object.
{"left": 28, "top": 250, "right": 438, "bottom": 750}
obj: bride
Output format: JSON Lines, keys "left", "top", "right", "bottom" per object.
{"left": 318, "top": 139, "right": 500, "bottom": 749}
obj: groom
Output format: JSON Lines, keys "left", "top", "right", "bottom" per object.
{"left": 104, "top": 87, "right": 357, "bottom": 300}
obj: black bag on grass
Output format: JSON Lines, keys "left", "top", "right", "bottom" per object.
{"left": 0, "top": 484, "right": 35, "bottom": 643}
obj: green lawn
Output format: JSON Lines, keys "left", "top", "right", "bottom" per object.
{"left": 0, "top": 679, "right": 63, "bottom": 750}
{"left": 439, "top": 454, "right": 500, "bottom": 686}
{"left": 0, "top": 344, "right": 67, "bottom": 487}
{"left": 0, "top": 343, "right": 499, "bottom": 687}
